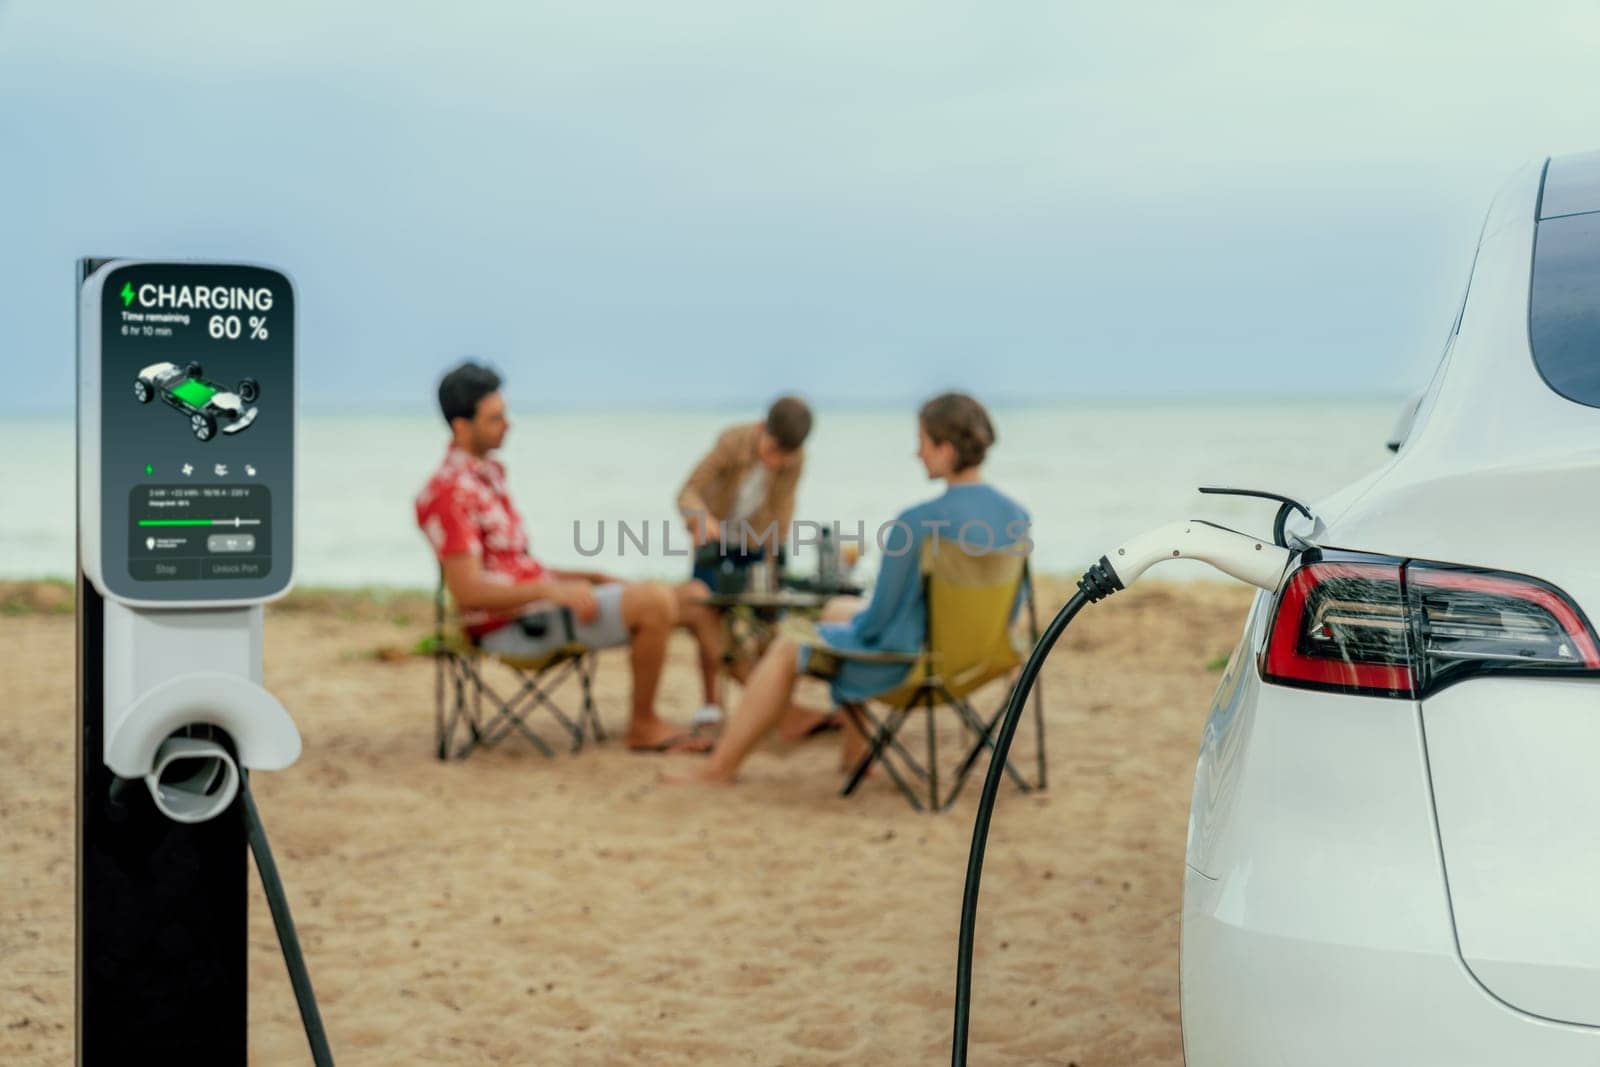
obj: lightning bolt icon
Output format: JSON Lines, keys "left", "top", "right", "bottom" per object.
{"left": 120, "top": 282, "right": 135, "bottom": 307}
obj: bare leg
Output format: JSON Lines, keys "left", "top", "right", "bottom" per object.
{"left": 619, "top": 581, "right": 709, "bottom": 752}
{"left": 673, "top": 580, "right": 722, "bottom": 706}
{"left": 776, "top": 700, "right": 839, "bottom": 741}
{"left": 667, "top": 635, "right": 803, "bottom": 784}
{"left": 775, "top": 595, "right": 865, "bottom": 739}
{"left": 723, "top": 642, "right": 755, "bottom": 684}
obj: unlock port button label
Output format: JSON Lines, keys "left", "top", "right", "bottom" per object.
{"left": 204, "top": 557, "right": 268, "bottom": 580}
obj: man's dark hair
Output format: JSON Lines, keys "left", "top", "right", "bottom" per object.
{"left": 764, "top": 395, "right": 813, "bottom": 452}
{"left": 919, "top": 391, "right": 996, "bottom": 471}
{"left": 437, "top": 361, "right": 502, "bottom": 425}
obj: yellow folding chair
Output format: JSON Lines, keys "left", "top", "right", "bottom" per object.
{"left": 431, "top": 576, "right": 602, "bottom": 760}
{"left": 808, "top": 543, "right": 1046, "bottom": 812}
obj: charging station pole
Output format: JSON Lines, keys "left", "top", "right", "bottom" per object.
{"left": 76, "top": 259, "right": 301, "bottom": 1063}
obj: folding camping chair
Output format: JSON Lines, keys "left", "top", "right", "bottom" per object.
{"left": 431, "top": 576, "right": 603, "bottom": 760}
{"left": 806, "top": 543, "right": 1047, "bottom": 812}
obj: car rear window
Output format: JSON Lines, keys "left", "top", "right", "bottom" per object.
{"left": 1530, "top": 210, "right": 1600, "bottom": 408}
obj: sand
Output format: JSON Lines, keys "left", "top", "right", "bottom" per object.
{"left": 0, "top": 579, "right": 1252, "bottom": 1065}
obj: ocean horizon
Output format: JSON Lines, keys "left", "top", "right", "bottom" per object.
{"left": 0, "top": 398, "right": 1403, "bottom": 589}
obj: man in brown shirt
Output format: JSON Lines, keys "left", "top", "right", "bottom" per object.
{"left": 677, "top": 396, "right": 813, "bottom": 729}
{"left": 678, "top": 396, "right": 811, "bottom": 578}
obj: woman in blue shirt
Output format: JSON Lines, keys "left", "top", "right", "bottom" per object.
{"left": 671, "top": 392, "right": 1030, "bottom": 787}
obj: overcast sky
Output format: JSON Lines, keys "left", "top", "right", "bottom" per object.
{"left": 3, "top": 1, "right": 1599, "bottom": 415}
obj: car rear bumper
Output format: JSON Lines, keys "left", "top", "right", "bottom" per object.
{"left": 1180, "top": 676, "right": 1600, "bottom": 1064}
{"left": 1182, "top": 864, "right": 1599, "bottom": 1065}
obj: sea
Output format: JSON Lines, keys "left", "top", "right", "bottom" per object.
{"left": 0, "top": 400, "right": 1402, "bottom": 589}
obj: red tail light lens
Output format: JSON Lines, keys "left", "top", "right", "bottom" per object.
{"left": 1263, "top": 561, "right": 1414, "bottom": 696}
{"left": 1262, "top": 555, "right": 1600, "bottom": 698}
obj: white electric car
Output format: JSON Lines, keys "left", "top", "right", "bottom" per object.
{"left": 1182, "top": 150, "right": 1600, "bottom": 1064}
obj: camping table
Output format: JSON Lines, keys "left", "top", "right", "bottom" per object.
{"left": 705, "top": 589, "right": 834, "bottom": 680}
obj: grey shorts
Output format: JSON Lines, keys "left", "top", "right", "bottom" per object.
{"left": 478, "top": 583, "right": 630, "bottom": 658}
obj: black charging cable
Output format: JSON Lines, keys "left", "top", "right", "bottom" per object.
{"left": 239, "top": 772, "right": 336, "bottom": 1067}
{"left": 952, "top": 561, "right": 1122, "bottom": 1066}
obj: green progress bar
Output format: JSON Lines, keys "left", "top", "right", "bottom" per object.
{"left": 138, "top": 519, "right": 217, "bottom": 527}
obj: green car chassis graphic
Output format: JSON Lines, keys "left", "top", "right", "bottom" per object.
{"left": 134, "top": 361, "right": 260, "bottom": 441}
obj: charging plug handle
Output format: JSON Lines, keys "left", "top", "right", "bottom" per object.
{"left": 1103, "top": 519, "right": 1291, "bottom": 592}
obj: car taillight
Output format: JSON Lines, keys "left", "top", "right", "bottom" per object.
{"left": 1406, "top": 564, "right": 1600, "bottom": 687}
{"left": 1261, "top": 554, "right": 1600, "bottom": 698}
{"left": 1263, "top": 560, "right": 1414, "bottom": 696}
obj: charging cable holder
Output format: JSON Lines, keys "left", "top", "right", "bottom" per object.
{"left": 102, "top": 600, "right": 301, "bottom": 823}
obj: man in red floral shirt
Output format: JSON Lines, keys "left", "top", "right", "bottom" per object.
{"left": 416, "top": 361, "right": 716, "bottom": 753}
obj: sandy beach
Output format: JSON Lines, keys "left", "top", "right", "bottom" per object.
{"left": 1, "top": 578, "right": 1252, "bottom": 1065}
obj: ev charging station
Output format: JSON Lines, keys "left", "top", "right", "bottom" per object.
{"left": 76, "top": 259, "right": 311, "bottom": 1061}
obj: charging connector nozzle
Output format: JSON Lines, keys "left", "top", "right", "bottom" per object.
{"left": 1102, "top": 519, "right": 1292, "bottom": 593}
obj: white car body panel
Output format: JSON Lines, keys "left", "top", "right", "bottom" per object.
{"left": 1183, "top": 151, "right": 1600, "bottom": 1060}
{"left": 1422, "top": 677, "right": 1600, "bottom": 1024}
{"left": 1183, "top": 672, "right": 1600, "bottom": 1062}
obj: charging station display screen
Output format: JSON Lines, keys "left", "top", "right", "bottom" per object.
{"left": 97, "top": 263, "right": 293, "bottom": 601}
